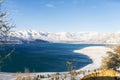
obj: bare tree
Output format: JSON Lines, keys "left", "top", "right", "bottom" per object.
{"left": 0, "top": 0, "right": 15, "bottom": 71}
{"left": 0, "top": 0, "right": 15, "bottom": 43}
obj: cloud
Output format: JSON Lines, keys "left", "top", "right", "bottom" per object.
{"left": 45, "top": 4, "right": 55, "bottom": 8}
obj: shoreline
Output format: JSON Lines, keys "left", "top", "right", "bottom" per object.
{"left": 0, "top": 46, "right": 113, "bottom": 80}
{"left": 74, "top": 46, "right": 113, "bottom": 71}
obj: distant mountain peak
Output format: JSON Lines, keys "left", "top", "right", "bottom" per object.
{"left": 8, "top": 30, "right": 120, "bottom": 44}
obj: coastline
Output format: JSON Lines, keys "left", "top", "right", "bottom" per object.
{"left": 74, "top": 46, "right": 113, "bottom": 71}
{"left": 0, "top": 45, "right": 113, "bottom": 80}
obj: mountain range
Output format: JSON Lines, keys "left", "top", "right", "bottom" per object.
{"left": 7, "top": 30, "right": 120, "bottom": 44}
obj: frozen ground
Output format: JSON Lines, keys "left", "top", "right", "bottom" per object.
{"left": 75, "top": 46, "right": 113, "bottom": 71}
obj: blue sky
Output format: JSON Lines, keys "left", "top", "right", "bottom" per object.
{"left": 2, "top": 0, "right": 120, "bottom": 32}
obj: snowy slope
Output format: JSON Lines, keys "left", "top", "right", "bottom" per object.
{"left": 9, "top": 30, "right": 120, "bottom": 44}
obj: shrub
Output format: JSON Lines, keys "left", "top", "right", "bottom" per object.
{"left": 101, "top": 46, "right": 120, "bottom": 71}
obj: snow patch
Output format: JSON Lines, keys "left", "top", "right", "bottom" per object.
{"left": 74, "top": 46, "right": 113, "bottom": 71}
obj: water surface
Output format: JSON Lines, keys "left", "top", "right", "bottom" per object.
{"left": 0, "top": 43, "right": 105, "bottom": 72}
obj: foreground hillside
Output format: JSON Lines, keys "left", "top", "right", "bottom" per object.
{"left": 81, "top": 69, "right": 119, "bottom": 80}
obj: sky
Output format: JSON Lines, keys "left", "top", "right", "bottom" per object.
{"left": 2, "top": 0, "right": 120, "bottom": 33}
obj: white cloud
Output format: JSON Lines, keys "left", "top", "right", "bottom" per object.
{"left": 45, "top": 4, "right": 55, "bottom": 8}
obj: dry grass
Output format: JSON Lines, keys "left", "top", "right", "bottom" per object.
{"left": 80, "top": 69, "right": 119, "bottom": 80}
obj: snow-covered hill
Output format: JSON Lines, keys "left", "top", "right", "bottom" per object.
{"left": 9, "top": 30, "right": 120, "bottom": 44}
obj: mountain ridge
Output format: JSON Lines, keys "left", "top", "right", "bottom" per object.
{"left": 8, "top": 30, "right": 120, "bottom": 44}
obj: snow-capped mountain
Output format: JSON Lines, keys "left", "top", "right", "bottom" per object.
{"left": 9, "top": 30, "right": 120, "bottom": 44}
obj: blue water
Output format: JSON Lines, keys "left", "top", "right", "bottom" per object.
{"left": 0, "top": 43, "right": 106, "bottom": 72}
